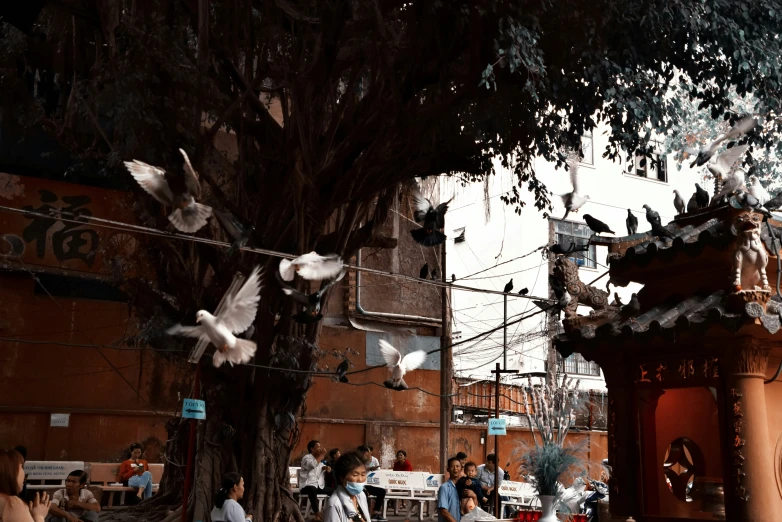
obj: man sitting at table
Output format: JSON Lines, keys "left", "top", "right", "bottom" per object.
{"left": 48, "top": 470, "right": 100, "bottom": 522}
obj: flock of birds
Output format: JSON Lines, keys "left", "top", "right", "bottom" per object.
{"left": 558, "top": 115, "right": 782, "bottom": 242}
{"left": 162, "top": 252, "right": 425, "bottom": 389}
{"left": 123, "top": 154, "right": 446, "bottom": 388}
{"left": 123, "top": 113, "right": 778, "bottom": 387}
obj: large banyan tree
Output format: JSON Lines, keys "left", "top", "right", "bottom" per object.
{"left": 2, "top": 0, "right": 782, "bottom": 520}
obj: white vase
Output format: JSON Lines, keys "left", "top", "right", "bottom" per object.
{"left": 537, "top": 495, "right": 558, "bottom": 522}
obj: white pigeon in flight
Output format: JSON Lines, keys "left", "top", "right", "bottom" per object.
{"left": 748, "top": 175, "right": 771, "bottom": 205}
{"left": 167, "top": 266, "right": 263, "bottom": 367}
{"left": 706, "top": 144, "right": 748, "bottom": 181}
{"left": 278, "top": 252, "right": 344, "bottom": 282}
{"left": 378, "top": 339, "right": 427, "bottom": 390}
{"left": 559, "top": 157, "right": 590, "bottom": 220}
{"left": 688, "top": 115, "right": 758, "bottom": 167}
{"left": 124, "top": 149, "right": 213, "bottom": 233}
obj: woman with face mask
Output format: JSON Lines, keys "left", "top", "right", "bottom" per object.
{"left": 323, "top": 451, "right": 369, "bottom": 522}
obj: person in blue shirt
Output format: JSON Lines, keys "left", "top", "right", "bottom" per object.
{"left": 437, "top": 457, "right": 462, "bottom": 522}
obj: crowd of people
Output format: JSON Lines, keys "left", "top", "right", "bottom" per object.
{"left": 207, "top": 443, "right": 506, "bottom": 522}
{"left": 0, "top": 442, "right": 157, "bottom": 522}
{"left": 1, "top": 440, "right": 502, "bottom": 522}
{"left": 290, "top": 442, "right": 397, "bottom": 522}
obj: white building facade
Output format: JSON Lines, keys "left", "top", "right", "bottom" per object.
{"left": 442, "top": 128, "right": 705, "bottom": 392}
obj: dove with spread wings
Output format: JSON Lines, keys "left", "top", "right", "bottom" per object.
{"left": 166, "top": 266, "right": 262, "bottom": 367}
{"left": 378, "top": 339, "right": 428, "bottom": 390}
{"left": 124, "top": 149, "right": 213, "bottom": 233}
{"left": 410, "top": 186, "right": 452, "bottom": 247}
{"left": 279, "top": 252, "right": 344, "bottom": 282}
{"left": 276, "top": 269, "right": 346, "bottom": 323}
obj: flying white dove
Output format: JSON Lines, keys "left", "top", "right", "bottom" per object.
{"left": 378, "top": 339, "right": 427, "bottom": 390}
{"left": 125, "top": 149, "right": 213, "bottom": 233}
{"left": 279, "top": 252, "right": 344, "bottom": 282}
{"left": 688, "top": 116, "right": 758, "bottom": 167}
{"left": 713, "top": 168, "right": 749, "bottom": 204}
{"left": 559, "top": 157, "right": 590, "bottom": 220}
{"left": 166, "top": 266, "right": 263, "bottom": 367}
{"left": 706, "top": 144, "right": 748, "bottom": 181}
{"left": 748, "top": 176, "right": 771, "bottom": 205}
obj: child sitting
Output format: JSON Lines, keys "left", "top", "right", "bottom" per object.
{"left": 456, "top": 462, "right": 486, "bottom": 514}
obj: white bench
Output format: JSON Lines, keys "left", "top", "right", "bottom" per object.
{"left": 88, "top": 462, "right": 164, "bottom": 509}
{"left": 24, "top": 461, "right": 85, "bottom": 492}
{"left": 498, "top": 480, "right": 539, "bottom": 513}
{"left": 367, "top": 471, "right": 440, "bottom": 521}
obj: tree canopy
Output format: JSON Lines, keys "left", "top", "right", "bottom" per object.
{"left": 3, "top": 0, "right": 782, "bottom": 520}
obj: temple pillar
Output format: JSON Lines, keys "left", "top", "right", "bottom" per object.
{"left": 724, "top": 340, "right": 782, "bottom": 521}
{"left": 601, "top": 361, "right": 639, "bottom": 518}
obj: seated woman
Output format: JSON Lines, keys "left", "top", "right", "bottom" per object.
{"left": 323, "top": 451, "right": 370, "bottom": 522}
{"left": 210, "top": 473, "right": 252, "bottom": 522}
{"left": 324, "top": 449, "right": 341, "bottom": 489}
{"left": 0, "top": 448, "right": 51, "bottom": 522}
{"left": 392, "top": 450, "right": 412, "bottom": 472}
{"left": 118, "top": 443, "right": 154, "bottom": 500}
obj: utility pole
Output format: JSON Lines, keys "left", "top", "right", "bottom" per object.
{"left": 503, "top": 294, "right": 508, "bottom": 369}
{"left": 439, "top": 238, "right": 452, "bottom": 473}
{"left": 491, "top": 363, "right": 517, "bottom": 517}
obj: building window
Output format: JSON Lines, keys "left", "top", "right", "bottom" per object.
{"left": 580, "top": 131, "right": 594, "bottom": 166}
{"left": 454, "top": 227, "right": 466, "bottom": 243}
{"left": 626, "top": 142, "right": 667, "bottom": 182}
{"left": 559, "top": 352, "right": 601, "bottom": 376}
{"left": 552, "top": 220, "right": 596, "bottom": 269}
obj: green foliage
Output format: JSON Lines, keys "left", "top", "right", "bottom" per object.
{"left": 663, "top": 80, "right": 782, "bottom": 192}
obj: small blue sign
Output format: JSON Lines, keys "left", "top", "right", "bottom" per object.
{"left": 182, "top": 399, "right": 206, "bottom": 420}
{"left": 488, "top": 418, "right": 507, "bottom": 436}
{"left": 367, "top": 472, "right": 380, "bottom": 486}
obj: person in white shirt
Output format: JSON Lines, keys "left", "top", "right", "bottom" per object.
{"left": 299, "top": 440, "right": 334, "bottom": 521}
{"left": 357, "top": 445, "right": 385, "bottom": 521}
{"left": 48, "top": 470, "right": 100, "bottom": 522}
{"left": 210, "top": 472, "right": 251, "bottom": 522}
{"left": 365, "top": 445, "right": 380, "bottom": 471}
{"left": 476, "top": 454, "right": 506, "bottom": 516}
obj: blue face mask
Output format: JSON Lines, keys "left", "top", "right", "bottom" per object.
{"left": 345, "top": 481, "right": 365, "bottom": 496}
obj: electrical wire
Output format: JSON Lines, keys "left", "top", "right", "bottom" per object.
{"left": 0, "top": 205, "right": 557, "bottom": 305}
{"left": 15, "top": 259, "right": 169, "bottom": 418}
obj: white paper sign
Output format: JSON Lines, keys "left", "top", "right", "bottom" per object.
{"left": 50, "top": 413, "right": 70, "bottom": 427}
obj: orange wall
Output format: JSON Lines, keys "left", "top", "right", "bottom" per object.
{"left": 294, "top": 418, "right": 607, "bottom": 482}
{"left": 0, "top": 272, "right": 185, "bottom": 462}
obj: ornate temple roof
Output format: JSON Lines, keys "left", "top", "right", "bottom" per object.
{"left": 553, "top": 205, "right": 782, "bottom": 353}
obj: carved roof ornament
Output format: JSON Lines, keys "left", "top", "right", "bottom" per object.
{"left": 555, "top": 205, "right": 782, "bottom": 343}
{"left": 552, "top": 256, "right": 615, "bottom": 331}
{"left": 727, "top": 210, "right": 773, "bottom": 315}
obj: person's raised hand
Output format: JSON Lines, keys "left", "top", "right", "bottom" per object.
{"left": 29, "top": 491, "right": 51, "bottom": 519}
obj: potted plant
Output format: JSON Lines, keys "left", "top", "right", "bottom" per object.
{"left": 517, "top": 374, "right": 588, "bottom": 522}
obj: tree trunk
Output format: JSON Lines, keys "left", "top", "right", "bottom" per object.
{"left": 100, "top": 322, "right": 316, "bottom": 522}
